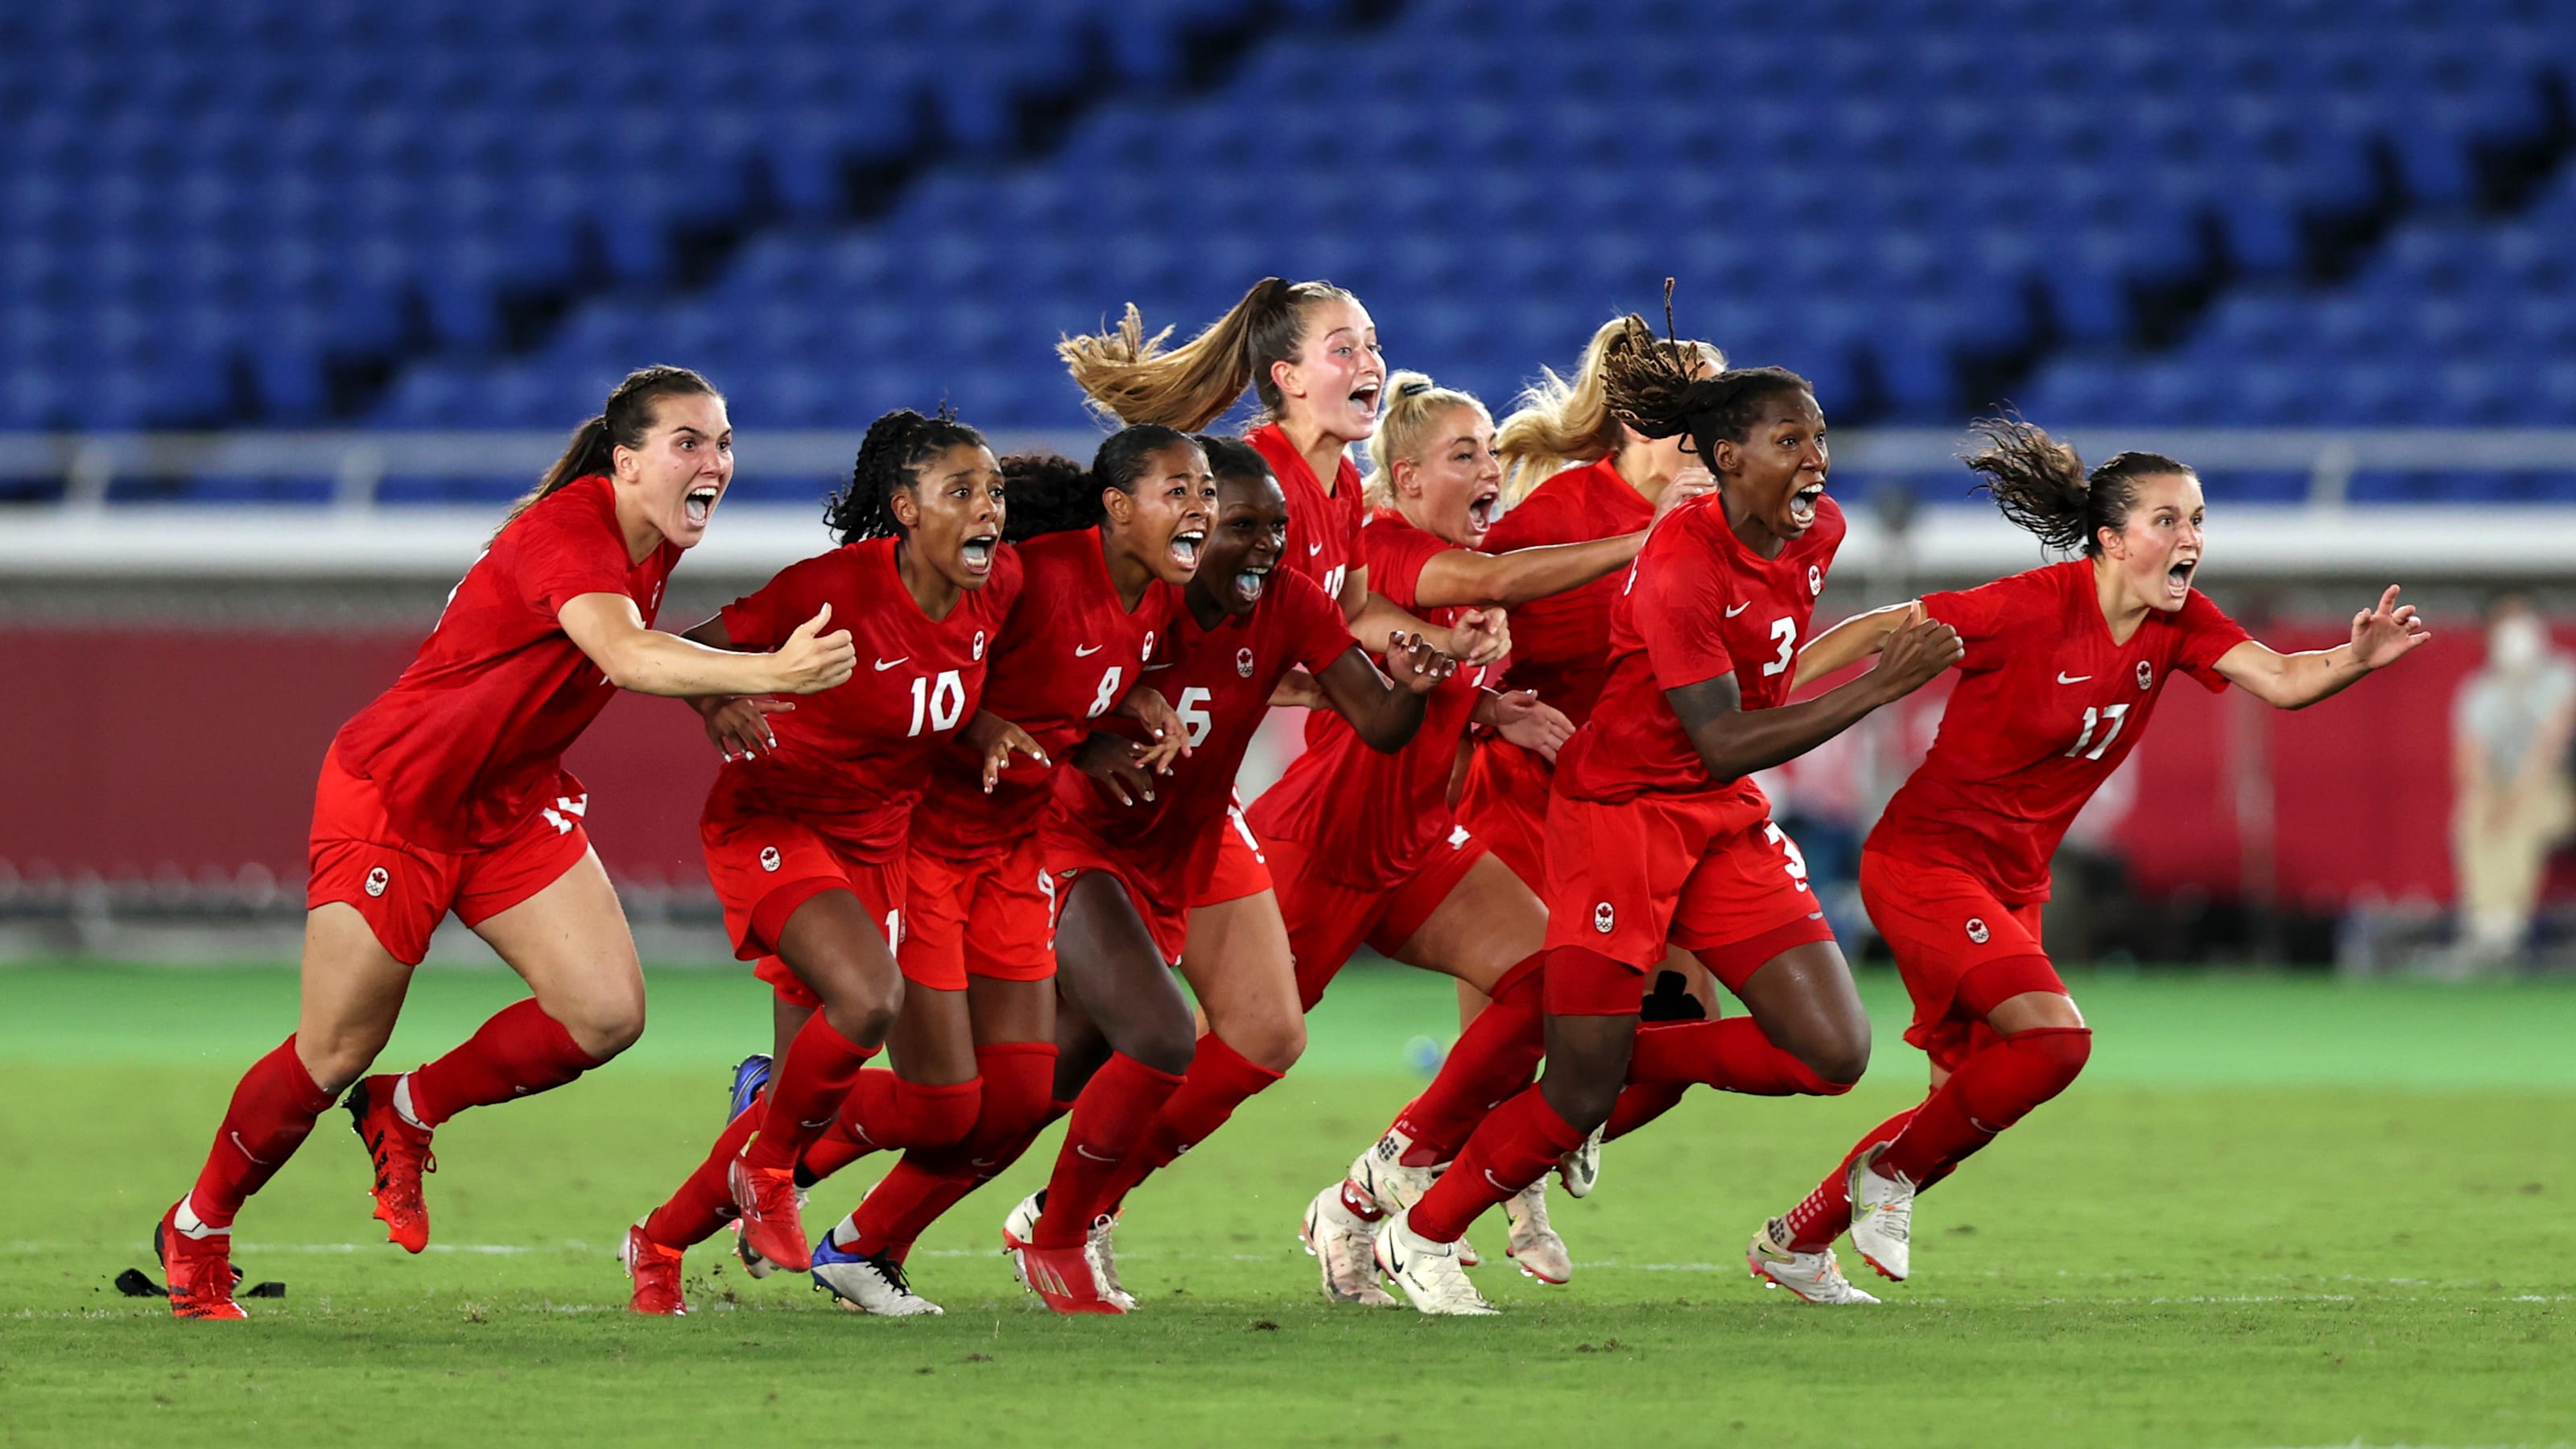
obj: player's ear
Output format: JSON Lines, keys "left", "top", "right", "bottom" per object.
{"left": 889, "top": 485, "right": 922, "bottom": 531}
{"left": 1102, "top": 486, "right": 1134, "bottom": 525}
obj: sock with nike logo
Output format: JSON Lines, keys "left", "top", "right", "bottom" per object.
{"left": 1876, "top": 1026, "right": 2091, "bottom": 1183}
{"left": 188, "top": 1034, "right": 338, "bottom": 1229}
{"left": 1406, "top": 1085, "right": 1585, "bottom": 1245}
{"left": 1094, "top": 1034, "right": 1283, "bottom": 1216}
{"left": 840, "top": 1041, "right": 1060, "bottom": 1257}
{"left": 741, "top": 1012, "right": 880, "bottom": 1172}
{"left": 1390, "top": 952, "right": 1546, "bottom": 1164}
{"left": 1029, "top": 1051, "right": 1184, "bottom": 1249}
{"left": 796, "top": 1072, "right": 980, "bottom": 1186}
{"left": 406, "top": 998, "right": 601, "bottom": 1127}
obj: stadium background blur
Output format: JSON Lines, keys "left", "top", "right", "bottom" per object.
{"left": 4, "top": 0, "right": 2574, "bottom": 976}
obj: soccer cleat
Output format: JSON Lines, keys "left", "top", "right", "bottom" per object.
{"left": 728, "top": 1182, "right": 807, "bottom": 1279}
{"left": 1557, "top": 1125, "right": 1604, "bottom": 1199}
{"left": 345, "top": 1075, "right": 435, "bottom": 1253}
{"left": 727, "top": 1153, "right": 813, "bottom": 1274}
{"left": 1845, "top": 1143, "right": 1917, "bottom": 1282}
{"left": 1504, "top": 1181, "right": 1571, "bottom": 1286}
{"left": 1347, "top": 1130, "right": 1476, "bottom": 1265}
{"left": 1085, "top": 1214, "right": 1137, "bottom": 1312}
{"left": 155, "top": 1203, "right": 246, "bottom": 1321}
{"left": 1013, "top": 1242, "right": 1125, "bottom": 1315}
{"left": 1001, "top": 1190, "right": 1044, "bottom": 1253}
{"left": 726, "top": 1052, "right": 774, "bottom": 1122}
{"left": 621, "top": 1222, "right": 689, "bottom": 1315}
{"left": 1373, "top": 1206, "right": 1497, "bottom": 1316}
{"left": 1298, "top": 1185, "right": 1396, "bottom": 1307}
{"left": 1746, "top": 1217, "right": 1879, "bottom": 1305}
{"left": 810, "top": 1234, "right": 943, "bottom": 1316}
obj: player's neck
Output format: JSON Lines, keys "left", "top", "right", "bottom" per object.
{"left": 1277, "top": 416, "right": 1348, "bottom": 492}
{"left": 2091, "top": 559, "right": 2149, "bottom": 645}
{"left": 1611, "top": 447, "right": 1668, "bottom": 506}
{"left": 610, "top": 488, "right": 666, "bottom": 566}
{"left": 1720, "top": 489, "right": 1788, "bottom": 560}
{"left": 1395, "top": 497, "right": 1468, "bottom": 548}
{"left": 894, "top": 539, "right": 964, "bottom": 621}
{"left": 1183, "top": 584, "right": 1229, "bottom": 632}
{"left": 1100, "top": 531, "right": 1154, "bottom": 613}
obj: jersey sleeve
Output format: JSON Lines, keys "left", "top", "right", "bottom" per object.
{"left": 1359, "top": 519, "right": 1451, "bottom": 616}
{"left": 717, "top": 555, "right": 824, "bottom": 653}
{"left": 1921, "top": 575, "right": 2022, "bottom": 665}
{"left": 1631, "top": 519, "right": 1737, "bottom": 691}
{"left": 2174, "top": 589, "right": 2254, "bottom": 691}
{"left": 1278, "top": 568, "right": 1361, "bottom": 675}
{"left": 1484, "top": 488, "right": 1577, "bottom": 552}
{"left": 511, "top": 508, "right": 635, "bottom": 617}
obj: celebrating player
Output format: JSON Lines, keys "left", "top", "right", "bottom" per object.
{"left": 1368, "top": 313, "right": 1963, "bottom": 1315}
{"left": 157, "top": 367, "right": 857, "bottom": 1320}
{"left": 620, "top": 408, "right": 1030, "bottom": 1313}
{"left": 1746, "top": 415, "right": 2429, "bottom": 1301}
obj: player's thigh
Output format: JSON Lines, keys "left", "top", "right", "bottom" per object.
{"left": 1177, "top": 888, "right": 1304, "bottom": 1071}
{"left": 1385, "top": 852, "right": 1547, "bottom": 994}
{"left": 295, "top": 901, "right": 419, "bottom": 1092}
{"left": 773, "top": 887, "right": 905, "bottom": 1028}
{"left": 469, "top": 847, "right": 646, "bottom": 1059}
{"left": 1053, "top": 869, "right": 1194, "bottom": 1073}
{"left": 885, "top": 983, "right": 978, "bottom": 1085}
{"left": 1732, "top": 937, "right": 1871, "bottom": 1084}
{"left": 965, "top": 972, "right": 1055, "bottom": 1050}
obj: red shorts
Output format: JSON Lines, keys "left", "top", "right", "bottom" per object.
{"left": 1042, "top": 813, "right": 1265, "bottom": 964}
{"left": 1191, "top": 803, "right": 1275, "bottom": 909}
{"left": 700, "top": 810, "right": 905, "bottom": 1009}
{"left": 1456, "top": 740, "right": 1550, "bottom": 894}
{"left": 1859, "top": 848, "right": 2062, "bottom": 1073}
{"left": 308, "top": 749, "right": 592, "bottom": 966}
{"left": 1264, "top": 827, "right": 1489, "bottom": 1010}
{"left": 1539, "top": 791, "right": 1834, "bottom": 1003}
{"left": 904, "top": 834, "right": 1058, "bottom": 993}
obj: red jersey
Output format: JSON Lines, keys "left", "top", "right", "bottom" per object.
{"left": 1554, "top": 493, "right": 1847, "bottom": 816}
{"left": 1249, "top": 510, "right": 1492, "bottom": 889}
{"left": 331, "top": 474, "right": 681, "bottom": 852}
{"left": 1868, "top": 559, "right": 2250, "bottom": 902}
{"left": 1482, "top": 457, "right": 1652, "bottom": 729}
{"left": 1247, "top": 422, "right": 1364, "bottom": 606}
{"left": 910, "top": 528, "right": 1180, "bottom": 857}
{"left": 704, "top": 538, "right": 1023, "bottom": 860}
{"left": 1052, "top": 568, "right": 1355, "bottom": 883}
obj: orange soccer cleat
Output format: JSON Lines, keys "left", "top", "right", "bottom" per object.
{"left": 1012, "top": 1242, "right": 1125, "bottom": 1315}
{"left": 345, "top": 1075, "right": 436, "bottom": 1253}
{"left": 621, "top": 1223, "right": 688, "bottom": 1315}
{"left": 727, "top": 1153, "right": 814, "bottom": 1273}
{"left": 155, "top": 1202, "right": 247, "bottom": 1321}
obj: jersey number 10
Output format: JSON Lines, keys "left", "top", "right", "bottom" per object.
{"left": 908, "top": 670, "right": 967, "bottom": 737}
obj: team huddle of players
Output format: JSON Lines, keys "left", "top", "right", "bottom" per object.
{"left": 147, "top": 279, "right": 2429, "bottom": 1320}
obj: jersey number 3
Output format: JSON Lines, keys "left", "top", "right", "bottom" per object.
{"left": 1761, "top": 618, "right": 1797, "bottom": 678}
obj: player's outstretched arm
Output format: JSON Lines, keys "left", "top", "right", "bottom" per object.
{"left": 559, "top": 594, "right": 855, "bottom": 699}
{"left": 2213, "top": 584, "right": 2430, "bottom": 710}
{"left": 1343, "top": 565, "right": 1510, "bottom": 668}
{"left": 1669, "top": 617, "right": 1961, "bottom": 782}
{"left": 1412, "top": 534, "right": 1644, "bottom": 610}
{"left": 1791, "top": 600, "right": 1922, "bottom": 689}
{"left": 1315, "top": 633, "right": 1453, "bottom": 753}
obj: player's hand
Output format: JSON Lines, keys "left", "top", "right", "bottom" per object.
{"left": 1073, "top": 733, "right": 1158, "bottom": 807}
{"left": 1269, "top": 668, "right": 1327, "bottom": 709}
{"left": 963, "top": 711, "right": 1050, "bottom": 792}
{"left": 1383, "top": 631, "right": 1458, "bottom": 696}
{"left": 1650, "top": 464, "right": 1717, "bottom": 523}
{"left": 2351, "top": 584, "right": 2431, "bottom": 670}
{"left": 1121, "top": 687, "right": 1190, "bottom": 774}
{"left": 1868, "top": 616, "right": 1963, "bottom": 700}
{"left": 1483, "top": 688, "right": 1575, "bottom": 762}
{"left": 772, "top": 603, "right": 857, "bottom": 694}
{"left": 1451, "top": 607, "right": 1511, "bottom": 668}
{"left": 697, "top": 696, "right": 794, "bottom": 762}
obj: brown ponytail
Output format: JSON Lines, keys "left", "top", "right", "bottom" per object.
{"left": 1960, "top": 413, "right": 2191, "bottom": 557}
{"left": 502, "top": 364, "right": 720, "bottom": 534}
{"left": 1059, "top": 277, "right": 1354, "bottom": 431}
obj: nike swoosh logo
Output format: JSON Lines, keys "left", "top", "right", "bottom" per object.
{"left": 1724, "top": 601, "right": 1750, "bottom": 617}
{"left": 1075, "top": 644, "right": 1104, "bottom": 657}
{"left": 230, "top": 1131, "right": 275, "bottom": 1167}
{"left": 2056, "top": 672, "right": 2091, "bottom": 683}
{"left": 874, "top": 657, "right": 908, "bottom": 671}
{"left": 1308, "top": 542, "right": 1325, "bottom": 555}
{"left": 1074, "top": 1144, "right": 1119, "bottom": 1163}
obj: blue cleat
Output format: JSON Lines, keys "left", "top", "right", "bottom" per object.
{"left": 810, "top": 1233, "right": 943, "bottom": 1315}
{"left": 726, "top": 1053, "right": 773, "bottom": 1123}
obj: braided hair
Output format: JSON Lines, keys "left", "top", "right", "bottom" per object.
{"left": 824, "top": 407, "right": 989, "bottom": 544}
{"left": 506, "top": 364, "right": 719, "bottom": 531}
{"left": 1600, "top": 283, "right": 1810, "bottom": 470}
{"left": 1000, "top": 424, "right": 1200, "bottom": 542}
{"left": 1960, "top": 413, "right": 2192, "bottom": 557}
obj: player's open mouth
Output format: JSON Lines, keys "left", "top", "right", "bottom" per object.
{"left": 961, "top": 534, "right": 998, "bottom": 576}
{"left": 1466, "top": 485, "right": 1499, "bottom": 538}
{"left": 2165, "top": 557, "right": 2196, "bottom": 597}
{"left": 1170, "top": 528, "right": 1205, "bottom": 571}
{"left": 1787, "top": 480, "right": 1825, "bottom": 526}
{"left": 1233, "top": 563, "right": 1269, "bottom": 605}
{"left": 683, "top": 485, "right": 720, "bottom": 527}
{"left": 1348, "top": 381, "right": 1382, "bottom": 420}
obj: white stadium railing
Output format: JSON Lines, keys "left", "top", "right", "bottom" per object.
{"left": 3, "top": 427, "right": 2573, "bottom": 583}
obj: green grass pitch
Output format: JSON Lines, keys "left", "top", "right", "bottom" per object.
{"left": 2, "top": 961, "right": 2572, "bottom": 1447}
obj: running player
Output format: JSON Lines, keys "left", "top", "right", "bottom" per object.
{"left": 1370, "top": 314, "right": 1963, "bottom": 1315}
{"left": 619, "top": 409, "right": 1037, "bottom": 1313}
{"left": 156, "top": 367, "right": 857, "bottom": 1319}
{"left": 1746, "top": 415, "right": 2429, "bottom": 1301}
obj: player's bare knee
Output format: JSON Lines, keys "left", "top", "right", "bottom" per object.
{"left": 1229, "top": 1014, "right": 1305, "bottom": 1074}
{"left": 299, "top": 1035, "right": 379, "bottom": 1096}
{"left": 821, "top": 974, "right": 902, "bottom": 1047}
{"left": 561, "top": 995, "right": 646, "bottom": 1062}
{"left": 1121, "top": 1013, "right": 1197, "bottom": 1078}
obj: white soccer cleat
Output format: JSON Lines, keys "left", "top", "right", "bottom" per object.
{"left": 1298, "top": 1184, "right": 1396, "bottom": 1307}
{"left": 1348, "top": 1129, "right": 1439, "bottom": 1216}
{"left": 1001, "top": 1191, "right": 1042, "bottom": 1253}
{"left": 1373, "top": 1206, "right": 1497, "bottom": 1316}
{"left": 1084, "top": 1213, "right": 1137, "bottom": 1312}
{"left": 728, "top": 1183, "right": 809, "bottom": 1280}
{"left": 1557, "top": 1126, "right": 1604, "bottom": 1199}
{"left": 1504, "top": 1181, "right": 1571, "bottom": 1285}
{"left": 1845, "top": 1144, "right": 1917, "bottom": 1282}
{"left": 809, "top": 1236, "right": 944, "bottom": 1317}
{"left": 1745, "top": 1218, "right": 1880, "bottom": 1305}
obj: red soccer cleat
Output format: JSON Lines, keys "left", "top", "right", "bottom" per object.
{"left": 345, "top": 1075, "right": 436, "bottom": 1253}
{"left": 621, "top": 1223, "right": 688, "bottom": 1315}
{"left": 155, "top": 1203, "right": 246, "bottom": 1320}
{"left": 1013, "top": 1243, "right": 1125, "bottom": 1315}
{"left": 727, "top": 1153, "right": 812, "bottom": 1273}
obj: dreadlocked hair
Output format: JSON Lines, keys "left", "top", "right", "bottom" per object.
{"left": 1959, "top": 413, "right": 2194, "bottom": 558}
{"left": 1600, "top": 284, "right": 1808, "bottom": 469}
{"left": 1497, "top": 317, "right": 1724, "bottom": 503}
{"left": 824, "top": 407, "right": 989, "bottom": 544}
{"left": 505, "top": 364, "right": 720, "bottom": 535}
{"left": 1058, "top": 278, "right": 1359, "bottom": 431}
{"left": 1000, "top": 424, "right": 1201, "bottom": 543}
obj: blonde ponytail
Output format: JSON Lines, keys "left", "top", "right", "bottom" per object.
{"left": 1364, "top": 371, "right": 1489, "bottom": 510}
{"left": 1496, "top": 317, "right": 1724, "bottom": 502}
{"left": 1059, "top": 277, "right": 1356, "bottom": 431}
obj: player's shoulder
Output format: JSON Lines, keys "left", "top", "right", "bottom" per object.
{"left": 1013, "top": 526, "right": 1106, "bottom": 587}
{"left": 495, "top": 474, "right": 616, "bottom": 554}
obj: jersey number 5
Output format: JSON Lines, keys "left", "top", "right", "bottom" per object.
{"left": 2063, "top": 703, "right": 2131, "bottom": 761}
{"left": 908, "top": 670, "right": 967, "bottom": 737}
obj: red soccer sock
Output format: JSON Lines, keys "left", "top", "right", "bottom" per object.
{"left": 741, "top": 1013, "right": 880, "bottom": 1171}
{"left": 840, "top": 1042, "right": 1059, "bottom": 1257}
{"left": 1030, "top": 1051, "right": 1184, "bottom": 1249}
{"left": 797, "top": 1072, "right": 981, "bottom": 1186}
{"left": 1389, "top": 953, "right": 1545, "bottom": 1164}
{"left": 642, "top": 1100, "right": 764, "bottom": 1250}
{"left": 1097, "top": 1035, "right": 1283, "bottom": 1215}
{"left": 1408, "top": 1086, "right": 1585, "bottom": 1244}
{"left": 1876, "top": 1027, "right": 2091, "bottom": 1183}
{"left": 188, "top": 1035, "right": 338, "bottom": 1229}
{"left": 1780, "top": 1107, "right": 1917, "bottom": 1252}
{"left": 405, "top": 997, "right": 601, "bottom": 1128}
{"left": 1625, "top": 1016, "right": 1849, "bottom": 1098}
{"left": 1600, "top": 1080, "right": 1688, "bottom": 1143}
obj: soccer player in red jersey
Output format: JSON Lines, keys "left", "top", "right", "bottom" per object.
{"left": 618, "top": 409, "right": 1037, "bottom": 1312}
{"left": 154, "top": 368, "right": 857, "bottom": 1319}
{"left": 1746, "top": 415, "right": 2429, "bottom": 1302}
{"left": 1370, "top": 322, "right": 1964, "bottom": 1315}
